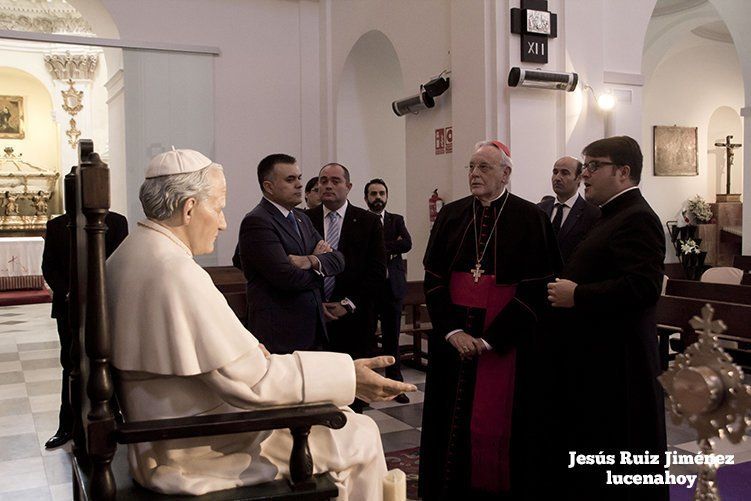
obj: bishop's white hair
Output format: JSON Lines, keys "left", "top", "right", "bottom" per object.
{"left": 139, "top": 164, "right": 223, "bottom": 221}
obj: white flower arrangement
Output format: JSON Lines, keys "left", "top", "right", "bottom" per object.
{"left": 685, "top": 195, "right": 713, "bottom": 224}
{"left": 679, "top": 238, "right": 701, "bottom": 255}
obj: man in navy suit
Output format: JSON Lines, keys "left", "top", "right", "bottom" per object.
{"left": 538, "top": 156, "right": 600, "bottom": 263}
{"left": 237, "top": 154, "right": 344, "bottom": 354}
{"left": 364, "top": 178, "right": 412, "bottom": 403}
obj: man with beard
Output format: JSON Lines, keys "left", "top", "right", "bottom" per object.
{"left": 419, "top": 140, "right": 560, "bottom": 500}
{"left": 364, "top": 178, "right": 412, "bottom": 403}
{"left": 548, "top": 136, "right": 667, "bottom": 501}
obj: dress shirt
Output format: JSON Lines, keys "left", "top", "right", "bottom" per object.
{"left": 551, "top": 193, "right": 580, "bottom": 227}
{"left": 323, "top": 200, "right": 349, "bottom": 246}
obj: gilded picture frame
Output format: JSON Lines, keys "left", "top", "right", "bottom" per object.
{"left": 653, "top": 125, "right": 698, "bottom": 176}
{"left": 0, "top": 95, "right": 25, "bottom": 139}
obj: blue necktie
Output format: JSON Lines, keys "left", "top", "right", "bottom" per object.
{"left": 323, "top": 211, "right": 341, "bottom": 300}
{"left": 286, "top": 211, "right": 301, "bottom": 238}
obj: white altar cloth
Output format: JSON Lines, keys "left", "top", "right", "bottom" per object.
{"left": 0, "top": 237, "right": 45, "bottom": 291}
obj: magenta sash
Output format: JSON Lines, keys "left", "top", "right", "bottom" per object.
{"left": 449, "top": 272, "right": 516, "bottom": 493}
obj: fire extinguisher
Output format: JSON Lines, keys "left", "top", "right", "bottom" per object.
{"left": 429, "top": 189, "right": 444, "bottom": 225}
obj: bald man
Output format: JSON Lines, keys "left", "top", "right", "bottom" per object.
{"left": 537, "top": 156, "right": 600, "bottom": 263}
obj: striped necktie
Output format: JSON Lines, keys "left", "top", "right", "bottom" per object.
{"left": 323, "top": 211, "right": 341, "bottom": 300}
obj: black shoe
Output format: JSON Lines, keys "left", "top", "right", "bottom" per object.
{"left": 45, "top": 429, "right": 72, "bottom": 449}
{"left": 394, "top": 393, "right": 410, "bottom": 404}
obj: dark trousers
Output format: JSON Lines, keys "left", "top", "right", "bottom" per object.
{"left": 55, "top": 312, "right": 73, "bottom": 432}
{"left": 375, "top": 289, "right": 404, "bottom": 381}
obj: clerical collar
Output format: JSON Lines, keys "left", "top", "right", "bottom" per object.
{"left": 323, "top": 199, "right": 349, "bottom": 220}
{"left": 556, "top": 192, "right": 579, "bottom": 207}
{"left": 475, "top": 188, "right": 507, "bottom": 208}
{"left": 264, "top": 196, "right": 292, "bottom": 218}
{"left": 600, "top": 186, "right": 639, "bottom": 208}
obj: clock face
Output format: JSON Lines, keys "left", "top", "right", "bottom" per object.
{"left": 526, "top": 10, "right": 551, "bottom": 35}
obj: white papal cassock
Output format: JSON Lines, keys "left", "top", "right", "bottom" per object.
{"left": 106, "top": 220, "right": 386, "bottom": 499}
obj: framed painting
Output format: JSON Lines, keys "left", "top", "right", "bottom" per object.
{"left": 653, "top": 125, "right": 697, "bottom": 176}
{"left": 0, "top": 96, "right": 25, "bottom": 139}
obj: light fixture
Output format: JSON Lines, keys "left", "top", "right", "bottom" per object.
{"left": 507, "top": 67, "right": 578, "bottom": 91}
{"left": 582, "top": 83, "right": 615, "bottom": 111}
{"left": 392, "top": 71, "right": 451, "bottom": 117}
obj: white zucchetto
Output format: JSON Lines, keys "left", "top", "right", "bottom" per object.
{"left": 145, "top": 148, "right": 217, "bottom": 178}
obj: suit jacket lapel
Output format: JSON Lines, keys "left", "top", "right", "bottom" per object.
{"left": 261, "top": 199, "right": 304, "bottom": 252}
{"left": 558, "top": 196, "right": 583, "bottom": 239}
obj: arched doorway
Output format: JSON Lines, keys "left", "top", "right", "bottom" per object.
{"left": 335, "top": 30, "right": 407, "bottom": 216}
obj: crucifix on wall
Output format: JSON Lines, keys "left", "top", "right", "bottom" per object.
{"left": 714, "top": 135, "right": 742, "bottom": 202}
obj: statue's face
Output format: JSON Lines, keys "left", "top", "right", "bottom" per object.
{"left": 185, "top": 169, "right": 227, "bottom": 255}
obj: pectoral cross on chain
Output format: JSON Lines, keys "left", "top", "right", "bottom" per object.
{"left": 471, "top": 262, "right": 485, "bottom": 283}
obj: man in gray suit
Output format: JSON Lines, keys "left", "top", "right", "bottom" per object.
{"left": 538, "top": 156, "right": 600, "bottom": 263}
{"left": 237, "top": 154, "right": 344, "bottom": 354}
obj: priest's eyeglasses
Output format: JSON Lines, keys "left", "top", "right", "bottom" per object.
{"left": 465, "top": 163, "right": 496, "bottom": 173}
{"left": 582, "top": 160, "right": 620, "bottom": 173}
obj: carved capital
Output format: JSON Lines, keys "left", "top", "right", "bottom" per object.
{"left": 44, "top": 51, "right": 99, "bottom": 81}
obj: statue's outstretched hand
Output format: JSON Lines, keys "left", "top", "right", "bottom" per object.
{"left": 354, "top": 356, "right": 417, "bottom": 403}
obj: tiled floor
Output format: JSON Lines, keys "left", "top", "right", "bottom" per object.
{"left": 0, "top": 303, "right": 427, "bottom": 500}
{"left": 4, "top": 303, "right": 751, "bottom": 499}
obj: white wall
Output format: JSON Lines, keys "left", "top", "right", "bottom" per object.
{"left": 326, "top": 0, "right": 451, "bottom": 280}
{"left": 641, "top": 38, "right": 744, "bottom": 261}
{"left": 335, "top": 30, "right": 406, "bottom": 216}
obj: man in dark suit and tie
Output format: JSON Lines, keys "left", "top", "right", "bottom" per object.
{"left": 42, "top": 210, "right": 128, "bottom": 448}
{"left": 538, "top": 156, "right": 600, "bottom": 263}
{"left": 237, "top": 154, "right": 345, "bottom": 354}
{"left": 307, "top": 164, "right": 387, "bottom": 393}
{"left": 364, "top": 178, "right": 412, "bottom": 403}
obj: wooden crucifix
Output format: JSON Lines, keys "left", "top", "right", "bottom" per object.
{"left": 714, "top": 135, "right": 742, "bottom": 202}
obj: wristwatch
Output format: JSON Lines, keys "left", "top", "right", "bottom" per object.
{"left": 340, "top": 298, "right": 355, "bottom": 314}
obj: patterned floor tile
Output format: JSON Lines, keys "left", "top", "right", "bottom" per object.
{"left": 380, "top": 429, "right": 422, "bottom": 454}
{"left": 43, "top": 454, "right": 73, "bottom": 486}
{"left": 379, "top": 404, "right": 424, "bottom": 428}
{"left": 50, "top": 483, "right": 73, "bottom": 501}
{"left": 29, "top": 395, "right": 60, "bottom": 414}
{"left": 0, "top": 414, "right": 36, "bottom": 437}
{"left": 26, "top": 380, "right": 60, "bottom": 397}
{"left": 17, "top": 342, "right": 59, "bottom": 352}
{"left": 21, "top": 359, "right": 61, "bottom": 371}
{"left": 0, "top": 397, "right": 31, "bottom": 417}
{"left": 0, "top": 457, "right": 47, "bottom": 493}
{"left": 33, "top": 411, "right": 60, "bottom": 434}
{"left": 0, "top": 361, "right": 22, "bottom": 373}
{"left": 0, "top": 372, "right": 24, "bottom": 385}
{"left": 23, "top": 368, "right": 61, "bottom": 383}
{"left": 0, "top": 434, "right": 41, "bottom": 462}
{"left": 0, "top": 383, "right": 27, "bottom": 400}
{"left": 0, "top": 353, "right": 19, "bottom": 363}
{"left": 0, "top": 486, "right": 52, "bottom": 500}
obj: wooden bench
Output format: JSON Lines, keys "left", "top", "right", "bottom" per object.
{"left": 205, "top": 266, "right": 247, "bottom": 322}
{"left": 69, "top": 141, "right": 344, "bottom": 500}
{"left": 399, "top": 281, "right": 430, "bottom": 371}
{"left": 665, "top": 278, "right": 751, "bottom": 306}
{"left": 656, "top": 294, "right": 751, "bottom": 369}
{"left": 732, "top": 256, "right": 751, "bottom": 285}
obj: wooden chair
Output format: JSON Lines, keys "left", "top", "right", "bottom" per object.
{"left": 204, "top": 266, "right": 248, "bottom": 323}
{"left": 399, "top": 281, "right": 430, "bottom": 371}
{"left": 68, "top": 140, "right": 345, "bottom": 500}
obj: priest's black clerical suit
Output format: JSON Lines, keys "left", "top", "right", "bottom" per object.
{"left": 419, "top": 192, "right": 561, "bottom": 500}
{"left": 562, "top": 188, "right": 667, "bottom": 501}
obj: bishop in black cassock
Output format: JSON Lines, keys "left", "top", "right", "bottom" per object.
{"left": 419, "top": 141, "right": 561, "bottom": 500}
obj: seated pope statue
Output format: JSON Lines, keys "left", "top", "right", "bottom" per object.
{"left": 106, "top": 149, "right": 416, "bottom": 499}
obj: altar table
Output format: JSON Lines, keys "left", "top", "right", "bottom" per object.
{"left": 0, "top": 237, "right": 45, "bottom": 291}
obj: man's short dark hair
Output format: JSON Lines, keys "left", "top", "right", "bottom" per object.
{"left": 364, "top": 178, "right": 388, "bottom": 197}
{"left": 582, "top": 136, "right": 642, "bottom": 183}
{"left": 320, "top": 163, "right": 351, "bottom": 183}
{"left": 305, "top": 176, "right": 319, "bottom": 193}
{"left": 258, "top": 154, "right": 296, "bottom": 193}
